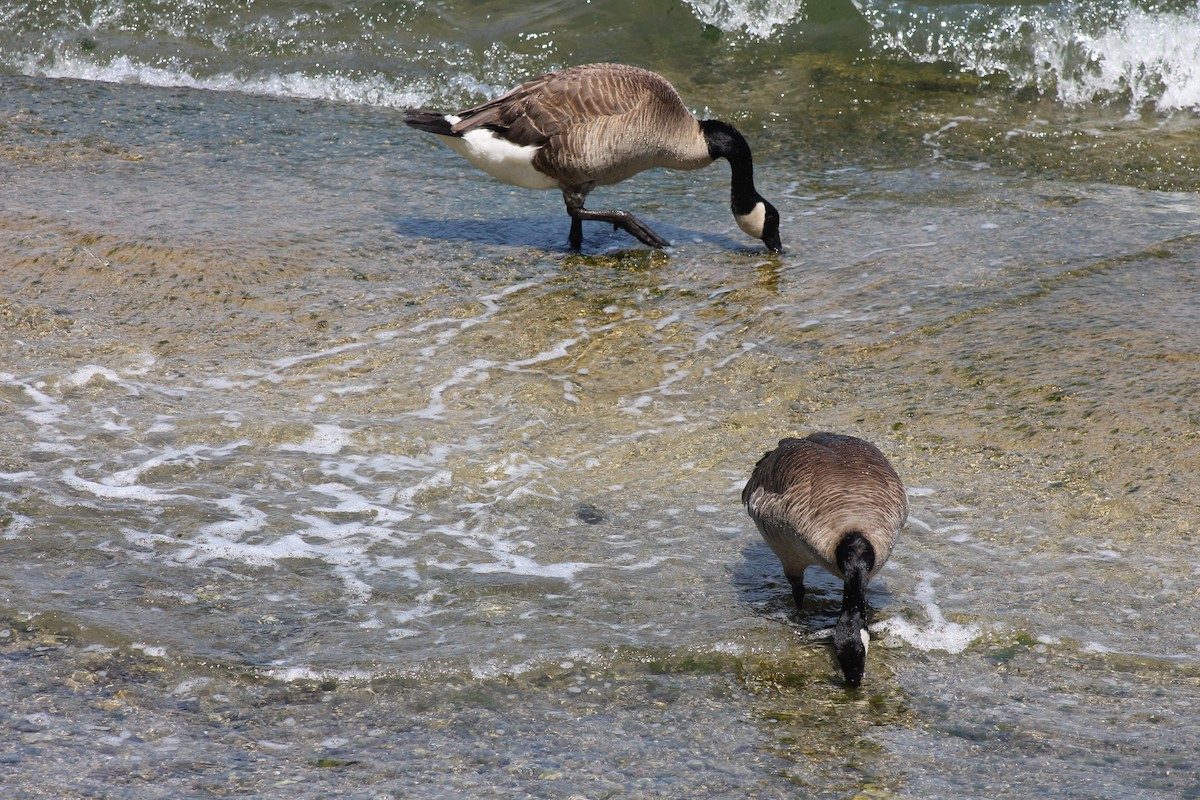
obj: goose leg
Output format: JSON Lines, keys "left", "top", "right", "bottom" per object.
{"left": 569, "top": 216, "right": 584, "bottom": 251}
{"left": 562, "top": 190, "right": 670, "bottom": 250}
{"left": 786, "top": 572, "right": 805, "bottom": 609}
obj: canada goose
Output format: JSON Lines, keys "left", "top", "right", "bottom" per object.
{"left": 404, "top": 63, "right": 782, "bottom": 253}
{"left": 742, "top": 433, "right": 907, "bottom": 687}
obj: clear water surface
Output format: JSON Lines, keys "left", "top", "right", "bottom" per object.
{"left": 2, "top": 1, "right": 1199, "bottom": 798}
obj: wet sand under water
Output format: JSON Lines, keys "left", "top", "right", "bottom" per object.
{"left": 2, "top": 76, "right": 1200, "bottom": 798}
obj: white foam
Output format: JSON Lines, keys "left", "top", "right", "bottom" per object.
{"left": 27, "top": 52, "right": 427, "bottom": 108}
{"left": 618, "top": 395, "right": 655, "bottom": 415}
{"left": 1068, "top": 8, "right": 1200, "bottom": 112}
{"left": 684, "top": 0, "right": 807, "bottom": 39}
{"left": 330, "top": 565, "right": 375, "bottom": 604}
{"left": 710, "top": 640, "right": 747, "bottom": 656}
{"left": 877, "top": 570, "right": 983, "bottom": 654}
{"left": 469, "top": 647, "right": 603, "bottom": 681}
{"left": 907, "top": 515, "right": 933, "bottom": 532}
{"left": 61, "top": 467, "right": 181, "bottom": 502}
{"left": 170, "top": 677, "right": 212, "bottom": 697}
{"left": 408, "top": 361, "right": 494, "bottom": 420}
{"left": 278, "top": 424, "right": 355, "bottom": 455}
{"left": 856, "top": 0, "right": 1200, "bottom": 113}
{"left": 426, "top": 519, "right": 593, "bottom": 586}
{"left": 108, "top": 441, "right": 249, "bottom": 487}
{"left": 391, "top": 469, "right": 454, "bottom": 506}
{"left": 2, "top": 511, "right": 35, "bottom": 539}
{"left": 201, "top": 495, "right": 269, "bottom": 539}
{"left": 63, "top": 364, "right": 128, "bottom": 390}
{"left": 131, "top": 642, "right": 169, "bottom": 659}
{"left": 502, "top": 336, "right": 582, "bottom": 369}
{"left": 466, "top": 553, "right": 591, "bottom": 583}
{"left": 311, "top": 482, "right": 413, "bottom": 523}
{"left": 256, "top": 740, "right": 292, "bottom": 752}
{"left": 261, "top": 666, "right": 376, "bottom": 684}
{"left": 1086, "top": 641, "right": 1196, "bottom": 662}
{"left": 132, "top": 433, "right": 588, "bottom": 600}
{"left": 708, "top": 341, "right": 760, "bottom": 372}
{"left": 12, "top": 380, "right": 69, "bottom": 427}
{"left": 270, "top": 341, "right": 372, "bottom": 371}
{"left": 614, "top": 555, "right": 672, "bottom": 571}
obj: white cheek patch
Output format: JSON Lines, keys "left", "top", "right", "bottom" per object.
{"left": 439, "top": 128, "right": 560, "bottom": 191}
{"left": 861, "top": 629, "right": 870, "bottom": 653}
{"left": 735, "top": 202, "right": 767, "bottom": 238}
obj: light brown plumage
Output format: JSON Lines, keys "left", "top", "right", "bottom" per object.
{"left": 404, "top": 63, "right": 782, "bottom": 252}
{"left": 743, "top": 432, "right": 907, "bottom": 581}
{"left": 743, "top": 432, "right": 907, "bottom": 687}
{"left": 447, "top": 63, "right": 713, "bottom": 187}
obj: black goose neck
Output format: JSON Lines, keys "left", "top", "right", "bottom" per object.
{"left": 836, "top": 532, "right": 875, "bottom": 615}
{"left": 834, "top": 533, "right": 875, "bottom": 687}
{"left": 700, "top": 119, "right": 760, "bottom": 212}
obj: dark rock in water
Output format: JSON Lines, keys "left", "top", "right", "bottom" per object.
{"left": 576, "top": 503, "right": 604, "bottom": 524}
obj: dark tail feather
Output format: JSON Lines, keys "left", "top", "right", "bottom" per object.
{"left": 404, "top": 109, "right": 457, "bottom": 136}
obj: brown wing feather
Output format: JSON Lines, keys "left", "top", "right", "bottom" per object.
{"left": 451, "top": 64, "right": 652, "bottom": 138}
{"left": 743, "top": 433, "right": 907, "bottom": 577}
{"left": 446, "top": 64, "right": 705, "bottom": 186}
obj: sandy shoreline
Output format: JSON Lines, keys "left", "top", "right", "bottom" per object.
{"left": 3, "top": 74, "right": 1200, "bottom": 799}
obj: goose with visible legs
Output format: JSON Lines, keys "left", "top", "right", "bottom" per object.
{"left": 742, "top": 433, "right": 907, "bottom": 687}
{"left": 404, "top": 63, "right": 782, "bottom": 253}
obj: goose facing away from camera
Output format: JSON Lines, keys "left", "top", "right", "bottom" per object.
{"left": 742, "top": 432, "right": 908, "bottom": 687}
{"left": 403, "top": 62, "right": 782, "bottom": 253}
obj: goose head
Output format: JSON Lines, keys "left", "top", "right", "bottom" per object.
{"left": 700, "top": 119, "right": 783, "bottom": 253}
{"left": 834, "top": 615, "right": 870, "bottom": 687}
{"left": 734, "top": 195, "right": 782, "bottom": 253}
{"left": 833, "top": 531, "right": 876, "bottom": 687}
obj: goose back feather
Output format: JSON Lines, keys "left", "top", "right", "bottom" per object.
{"left": 742, "top": 433, "right": 907, "bottom": 580}
{"left": 445, "top": 63, "right": 713, "bottom": 187}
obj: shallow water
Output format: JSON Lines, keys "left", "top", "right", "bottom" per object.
{"left": 3, "top": 4, "right": 1200, "bottom": 796}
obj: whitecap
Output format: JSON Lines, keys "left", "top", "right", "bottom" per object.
{"left": 855, "top": 0, "right": 1200, "bottom": 113}
{"left": 25, "top": 52, "right": 428, "bottom": 109}
{"left": 683, "top": 0, "right": 807, "bottom": 39}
